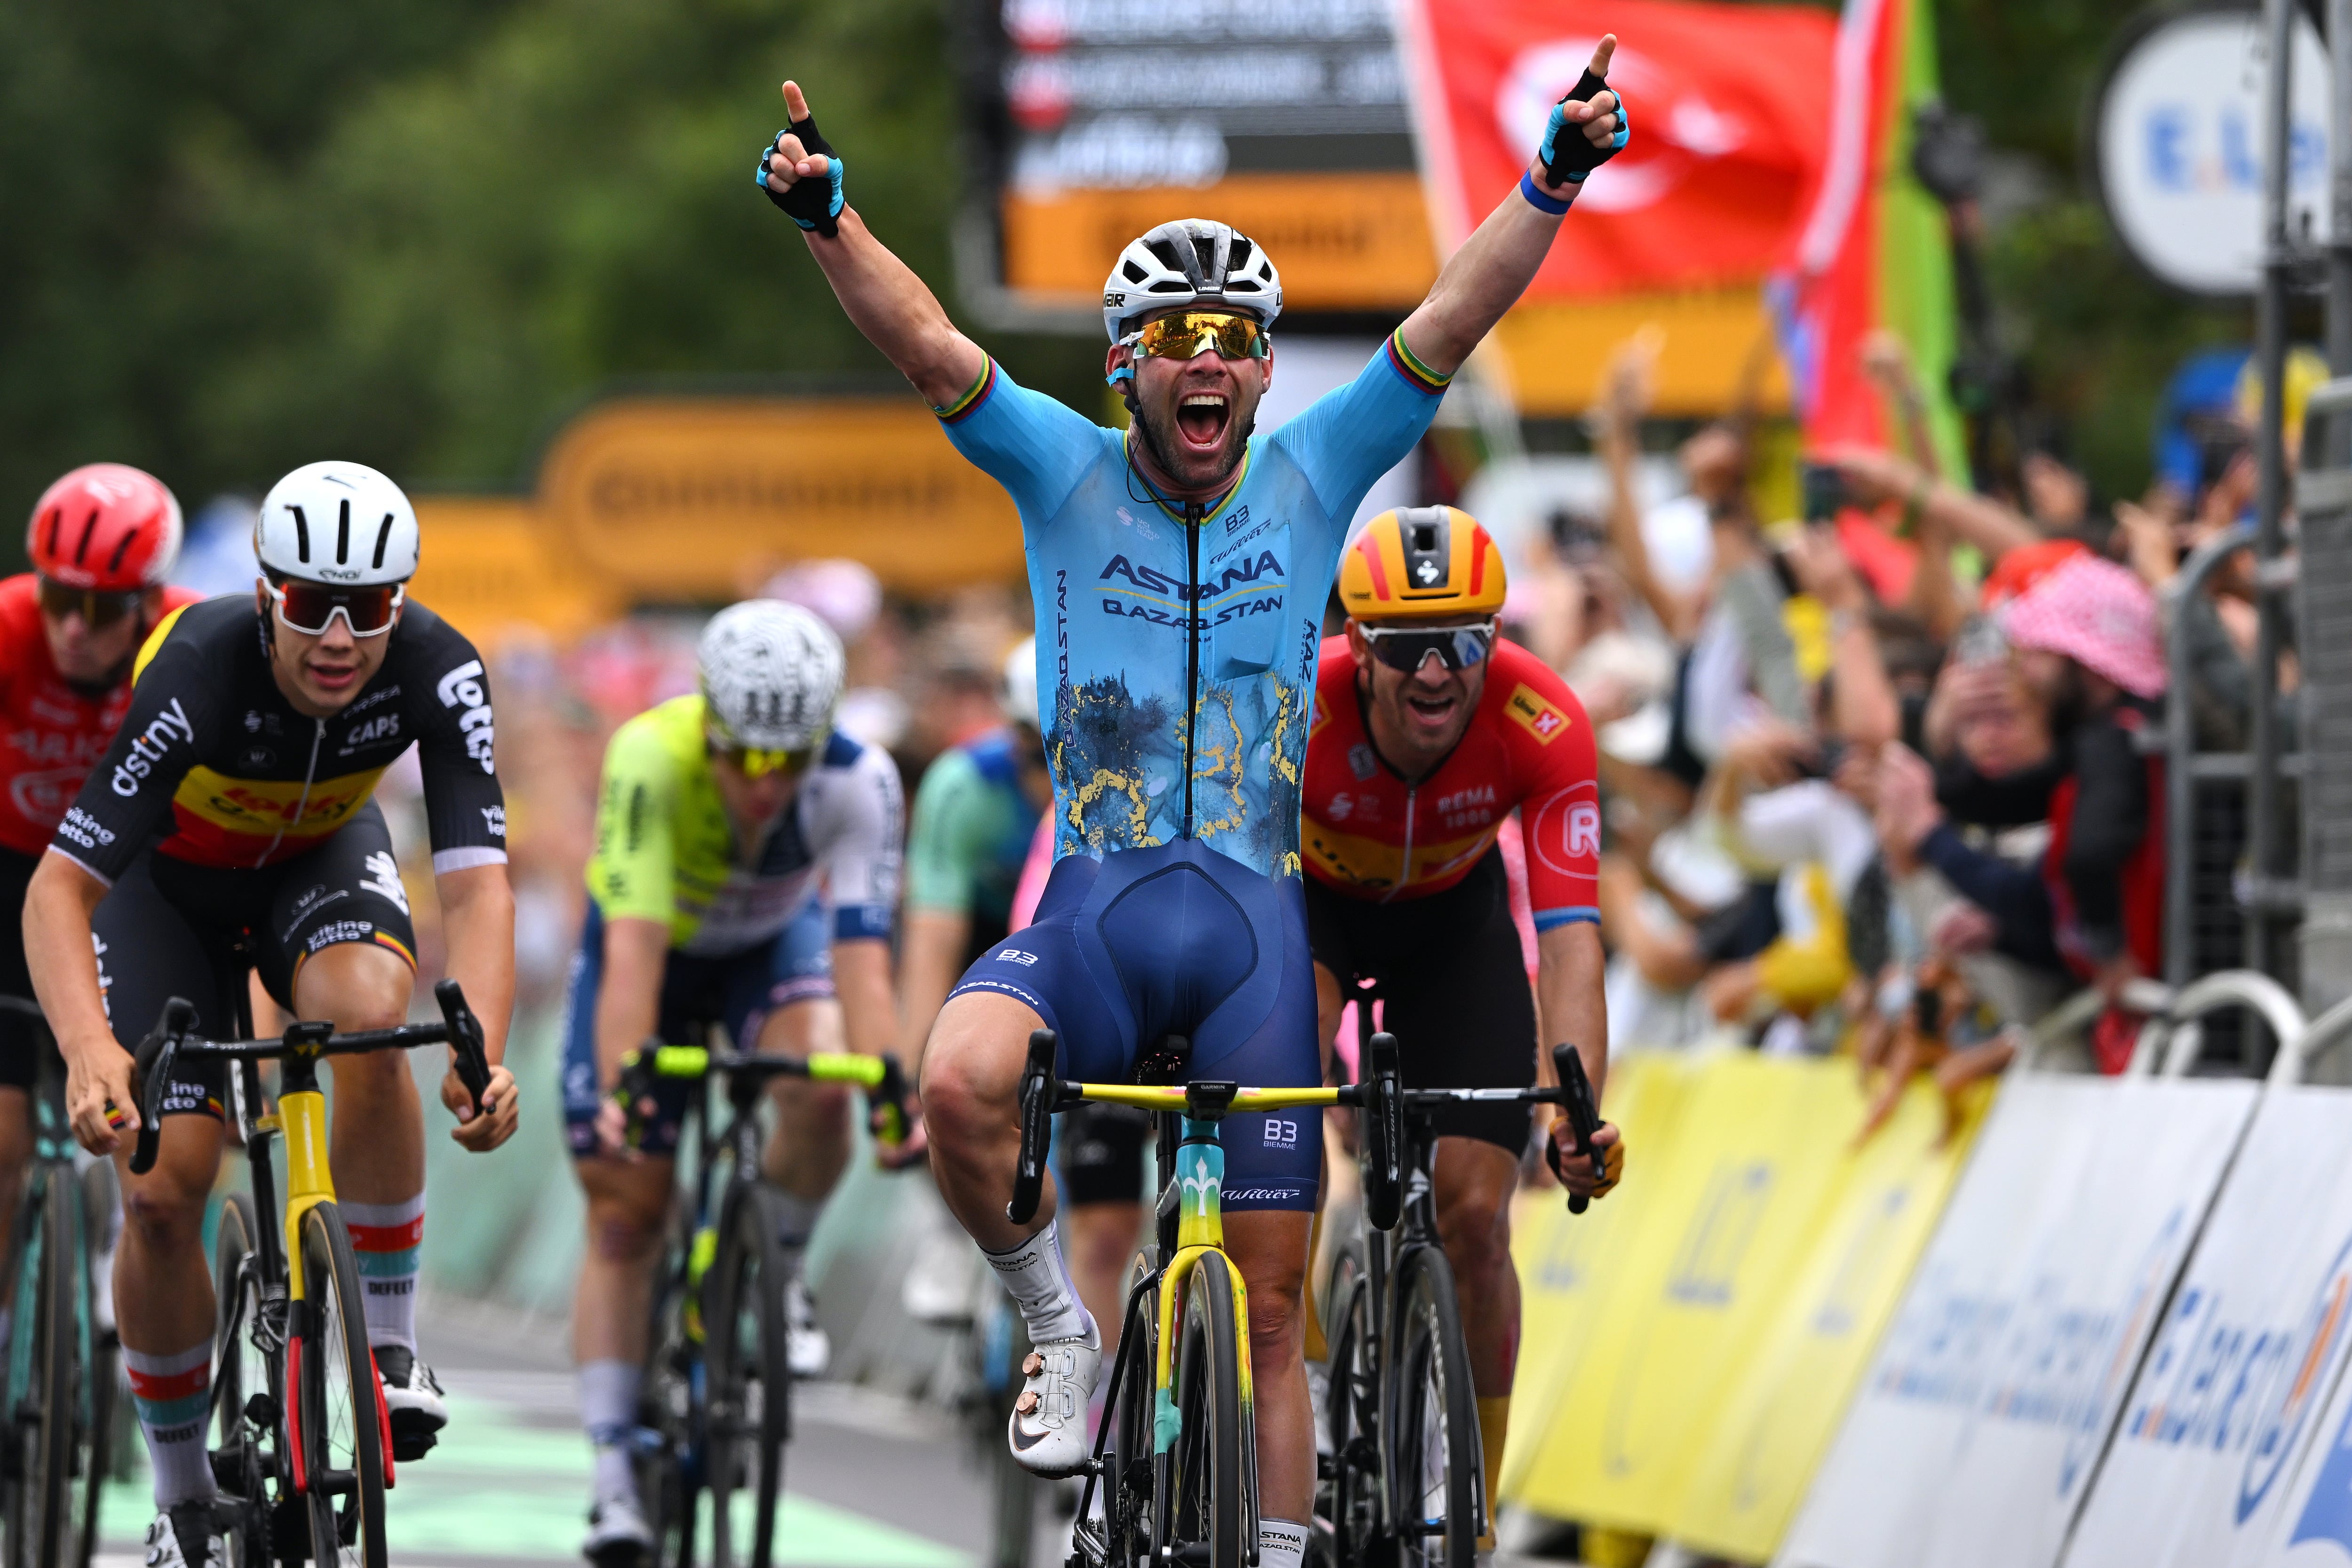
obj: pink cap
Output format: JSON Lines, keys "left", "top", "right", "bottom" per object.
{"left": 2000, "top": 555, "right": 2167, "bottom": 699}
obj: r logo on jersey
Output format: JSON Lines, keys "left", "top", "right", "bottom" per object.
{"left": 1504, "top": 683, "right": 1571, "bottom": 745}
{"left": 1568, "top": 802, "right": 1601, "bottom": 858}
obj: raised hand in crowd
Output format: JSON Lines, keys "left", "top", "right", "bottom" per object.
{"left": 1870, "top": 742, "right": 1945, "bottom": 876}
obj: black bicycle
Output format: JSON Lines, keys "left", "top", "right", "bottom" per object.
{"left": 128, "top": 980, "right": 491, "bottom": 1568}
{"left": 1317, "top": 1037, "right": 1604, "bottom": 1568}
{"left": 614, "top": 1040, "right": 906, "bottom": 1568}
{"left": 0, "top": 998, "right": 116, "bottom": 1568}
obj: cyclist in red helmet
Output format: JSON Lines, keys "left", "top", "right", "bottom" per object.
{"left": 0, "top": 464, "right": 199, "bottom": 1246}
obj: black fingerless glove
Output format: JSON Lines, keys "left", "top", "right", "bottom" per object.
{"left": 756, "top": 111, "right": 845, "bottom": 237}
{"left": 1537, "top": 69, "right": 1632, "bottom": 186}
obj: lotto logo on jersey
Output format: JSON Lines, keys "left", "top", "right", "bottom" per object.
{"left": 1504, "top": 683, "right": 1571, "bottom": 745}
{"left": 435, "top": 660, "right": 496, "bottom": 774}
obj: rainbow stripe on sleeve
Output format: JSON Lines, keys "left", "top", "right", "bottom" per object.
{"left": 1383, "top": 331, "right": 1454, "bottom": 396}
{"left": 934, "top": 358, "right": 999, "bottom": 425}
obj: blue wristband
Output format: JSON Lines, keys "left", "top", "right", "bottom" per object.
{"left": 1519, "top": 169, "right": 1573, "bottom": 216}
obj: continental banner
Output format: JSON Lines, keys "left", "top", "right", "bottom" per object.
{"left": 1777, "top": 1075, "right": 2260, "bottom": 1568}
{"left": 1504, "top": 1051, "right": 1985, "bottom": 1548}
{"left": 2065, "top": 1085, "right": 2352, "bottom": 1568}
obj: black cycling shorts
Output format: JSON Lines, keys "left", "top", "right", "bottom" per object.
{"left": 0, "top": 847, "right": 41, "bottom": 1092}
{"left": 1059, "top": 1100, "right": 1152, "bottom": 1208}
{"left": 94, "top": 800, "right": 420, "bottom": 1120}
{"left": 1305, "top": 849, "right": 1538, "bottom": 1155}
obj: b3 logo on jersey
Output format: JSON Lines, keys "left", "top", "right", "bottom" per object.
{"left": 1263, "top": 1118, "right": 1299, "bottom": 1148}
{"left": 1504, "top": 683, "right": 1571, "bottom": 745}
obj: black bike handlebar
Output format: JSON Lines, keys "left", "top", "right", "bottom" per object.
{"left": 1361, "top": 1032, "right": 1405, "bottom": 1233}
{"left": 129, "top": 985, "right": 490, "bottom": 1175}
{"left": 1552, "top": 1042, "right": 1604, "bottom": 1216}
{"left": 1007, "top": 1029, "right": 1059, "bottom": 1226}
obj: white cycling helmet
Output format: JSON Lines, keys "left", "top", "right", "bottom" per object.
{"left": 254, "top": 461, "right": 419, "bottom": 586}
{"left": 1001, "top": 636, "right": 1039, "bottom": 730}
{"left": 698, "top": 599, "right": 845, "bottom": 752}
{"left": 1102, "top": 219, "right": 1283, "bottom": 343}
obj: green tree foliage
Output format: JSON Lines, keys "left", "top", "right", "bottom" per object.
{"left": 0, "top": 0, "right": 1095, "bottom": 558}
{"left": 1933, "top": 0, "right": 2250, "bottom": 501}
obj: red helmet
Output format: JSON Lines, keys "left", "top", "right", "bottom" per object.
{"left": 27, "top": 464, "right": 183, "bottom": 592}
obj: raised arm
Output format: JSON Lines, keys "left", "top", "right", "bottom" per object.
{"left": 760, "top": 81, "right": 985, "bottom": 408}
{"left": 1395, "top": 38, "right": 1629, "bottom": 378}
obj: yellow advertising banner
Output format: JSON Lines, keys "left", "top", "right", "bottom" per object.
{"left": 1668, "top": 1078, "right": 1990, "bottom": 1560}
{"left": 1001, "top": 174, "right": 1438, "bottom": 312}
{"left": 536, "top": 398, "right": 1025, "bottom": 599}
{"left": 1491, "top": 290, "right": 1792, "bottom": 418}
{"left": 1503, "top": 1053, "right": 1983, "bottom": 1544}
{"left": 409, "top": 497, "right": 621, "bottom": 647}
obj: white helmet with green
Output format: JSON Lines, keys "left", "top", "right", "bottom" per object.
{"left": 698, "top": 600, "right": 845, "bottom": 752}
{"left": 1102, "top": 219, "right": 1283, "bottom": 343}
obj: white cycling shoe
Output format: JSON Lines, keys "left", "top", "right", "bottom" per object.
{"left": 582, "top": 1491, "right": 653, "bottom": 1568}
{"left": 373, "top": 1345, "right": 447, "bottom": 1460}
{"left": 785, "top": 1278, "right": 831, "bottom": 1378}
{"left": 1008, "top": 1334, "right": 1101, "bottom": 1479}
{"left": 144, "top": 1504, "right": 221, "bottom": 1568}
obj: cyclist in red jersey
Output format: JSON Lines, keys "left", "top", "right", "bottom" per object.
{"left": 0, "top": 464, "right": 195, "bottom": 1240}
{"left": 1302, "top": 506, "right": 1621, "bottom": 1527}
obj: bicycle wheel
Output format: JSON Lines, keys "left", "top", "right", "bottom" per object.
{"left": 1162, "top": 1251, "right": 1247, "bottom": 1568}
{"left": 1384, "top": 1249, "right": 1479, "bottom": 1568}
{"left": 635, "top": 1204, "right": 700, "bottom": 1568}
{"left": 11, "top": 1169, "right": 93, "bottom": 1568}
{"left": 706, "top": 1187, "right": 792, "bottom": 1568}
{"left": 215, "top": 1192, "right": 293, "bottom": 1568}
{"left": 293, "top": 1204, "right": 386, "bottom": 1568}
{"left": 1321, "top": 1265, "right": 1379, "bottom": 1568}
{"left": 77, "top": 1160, "right": 119, "bottom": 1568}
{"left": 975, "top": 1304, "right": 1037, "bottom": 1568}
{"left": 1104, "top": 1251, "right": 1160, "bottom": 1568}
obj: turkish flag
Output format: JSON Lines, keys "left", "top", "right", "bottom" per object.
{"left": 1398, "top": 0, "right": 1836, "bottom": 298}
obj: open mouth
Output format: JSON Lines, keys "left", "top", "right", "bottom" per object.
{"left": 309, "top": 662, "right": 361, "bottom": 690}
{"left": 1404, "top": 688, "right": 1459, "bottom": 732}
{"left": 1175, "top": 391, "right": 1231, "bottom": 451}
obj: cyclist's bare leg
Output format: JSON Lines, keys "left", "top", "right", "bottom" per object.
{"left": 1063, "top": 1200, "right": 1144, "bottom": 1357}
{"left": 755, "top": 996, "right": 853, "bottom": 1210}
{"left": 301, "top": 942, "right": 423, "bottom": 1208}
{"left": 1434, "top": 1133, "right": 1519, "bottom": 1547}
{"left": 572, "top": 1155, "right": 675, "bottom": 1369}
{"left": 1225, "top": 1210, "right": 1314, "bottom": 1524}
{"left": 0, "top": 1085, "right": 29, "bottom": 1275}
{"left": 113, "top": 1113, "right": 226, "bottom": 1506}
{"left": 922, "top": 990, "right": 1056, "bottom": 1251}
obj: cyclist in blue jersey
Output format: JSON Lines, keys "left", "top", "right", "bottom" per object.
{"left": 759, "top": 46, "right": 1630, "bottom": 1566}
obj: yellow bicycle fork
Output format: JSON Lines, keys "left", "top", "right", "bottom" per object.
{"left": 272, "top": 1083, "right": 335, "bottom": 1303}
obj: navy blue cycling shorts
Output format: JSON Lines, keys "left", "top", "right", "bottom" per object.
{"left": 948, "top": 840, "right": 1321, "bottom": 1214}
{"left": 560, "top": 896, "right": 835, "bottom": 1158}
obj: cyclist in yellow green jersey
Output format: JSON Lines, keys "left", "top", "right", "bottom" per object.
{"left": 561, "top": 601, "right": 904, "bottom": 1565}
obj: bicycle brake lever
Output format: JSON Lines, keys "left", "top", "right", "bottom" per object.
{"left": 1007, "top": 1029, "right": 1058, "bottom": 1225}
{"left": 129, "top": 998, "right": 197, "bottom": 1175}
{"left": 433, "top": 979, "right": 492, "bottom": 1115}
{"left": 1361, "top": 1032, "right": 1404, "bottom": 1232}
{"left": 872, "top": 1052, "right": 910, "bottom": 1148}
{"left": 1553, "top": 1043, "right": 1603, "bottom": 1216}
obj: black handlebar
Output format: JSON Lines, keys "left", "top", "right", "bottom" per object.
{"left": 1552, "top": 1043, "right": 1604, "bottom": 1216}
{"left": 128, "top": 998, "right": 197, "bottom": 1176}
{"left": 435, "top": 979, "right": 492, "bottom": 1117}
{"left": 1007, "top": 1030, "right": 1059, "bottom": 1226}
{"left": 1360, "top": 1032, "right": 1404, "bottom": 1233}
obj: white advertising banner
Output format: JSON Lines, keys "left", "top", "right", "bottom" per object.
{"left": 1775, "top": 1074, "right": 2259, "bottom": 1568}
{"left": 2066, "top": 1087, "right": 2352, "bottom": 1568}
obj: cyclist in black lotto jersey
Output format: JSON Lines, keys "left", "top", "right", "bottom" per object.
{"left": 24, "top": 461, "right": 521, "bottom": 1568}
{"left": 760, "top": 44, "right": 1632, "bottom": 1566}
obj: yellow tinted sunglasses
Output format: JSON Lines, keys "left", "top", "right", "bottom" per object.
{"left": 710, "top": 740, "right": 817, "bottom": 778}
{"left": 1121, "top": 311, "right": 1271, "bottom": 363}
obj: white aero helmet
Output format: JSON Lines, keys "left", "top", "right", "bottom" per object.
{"left": 254, "top": 461, "right": 420, "bottom": 585}
{"left": 1102, "top": 219, "right": 1283, "bottom": 343}
{"left": 1001, "top": 636, "right": 1039, "bottom": 730}
{"left": 698, "top": 599, "right": 846, "bottom": 752}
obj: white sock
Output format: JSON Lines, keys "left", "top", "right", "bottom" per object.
{"left": 579, "top": 1359, "right": 641, "bottom": 1502}
{"left": 771, "top": 1188, "right": 824, "bottom": 1249}
{"left": 342, "top": 1193, "right": 425, "bottom": 1352}
{"left": 1260, "top": 1517, "right": 1309, "bottom": 1568}
{"left": 982, "top": 1217, "right": 1094, "bottom": 1347}
{"left": 125, "top": 1340, "right": 215, "bottom": 1506}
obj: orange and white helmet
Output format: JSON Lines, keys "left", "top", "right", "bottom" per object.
{"left": 1337, "top": 506, "right": 1507, "bottom": 622}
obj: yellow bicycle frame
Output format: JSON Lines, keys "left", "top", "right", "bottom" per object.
{"left": 274, "top": 1059, "right": 335, "bottom": 1303}
{"left": 1066, "top": 1084, "right": 1345, "bottom": 1454}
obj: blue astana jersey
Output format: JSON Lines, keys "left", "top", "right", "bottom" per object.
{"left": 937, "top": 333, "right": 1450, "bottom": 879}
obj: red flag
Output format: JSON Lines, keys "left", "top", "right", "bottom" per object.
{"left": 1398, "top": 0, "right": 1838, "bottom": 298}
